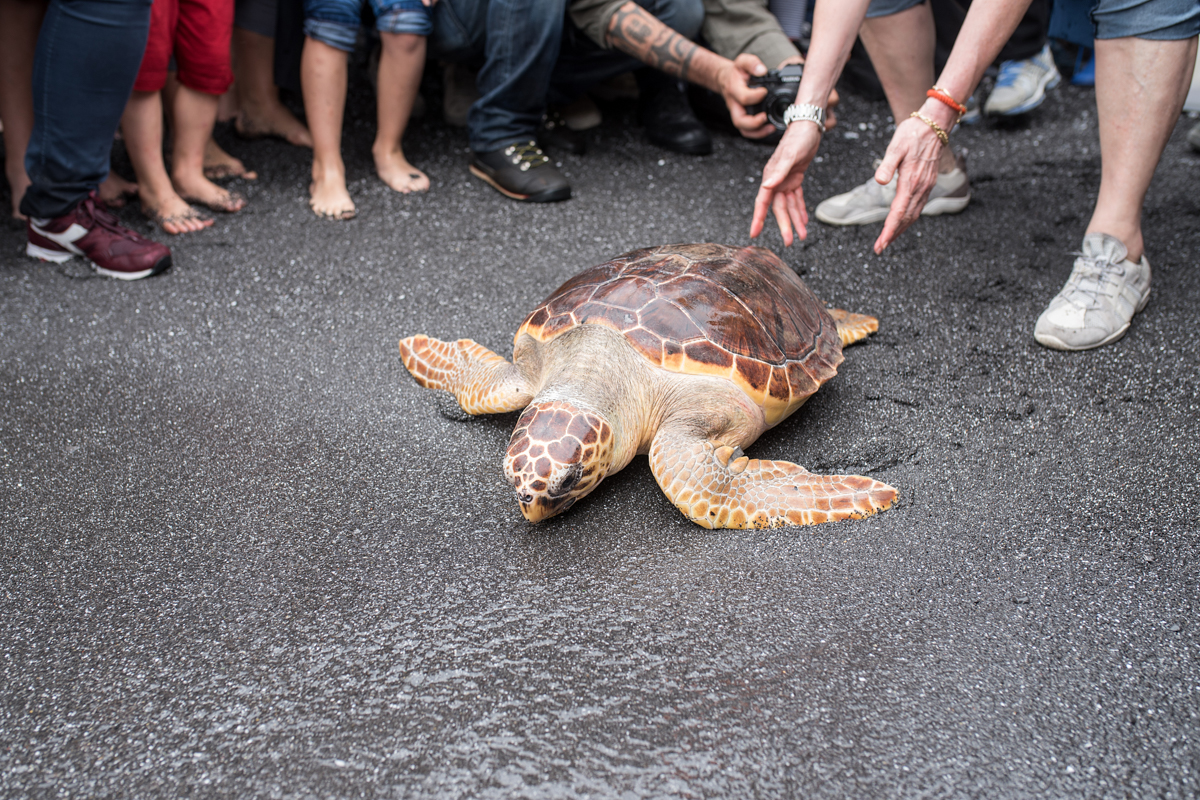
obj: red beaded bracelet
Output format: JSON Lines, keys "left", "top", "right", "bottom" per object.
{"left": 927, "top": 86, "right": 967, "bottom": 116}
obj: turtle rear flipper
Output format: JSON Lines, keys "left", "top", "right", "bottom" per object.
{"left": 827, "top": 308, "right": 879, "bottom": 347}
{"left": 649, "top": 426, "right": 896, "bottom": 529}
{"left": 399, "top": 335, "right": 533, "bottom": 415}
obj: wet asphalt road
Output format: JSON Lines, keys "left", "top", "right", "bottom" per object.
{"left": 2, "top": 78, "right": 1199, "bottom": 798}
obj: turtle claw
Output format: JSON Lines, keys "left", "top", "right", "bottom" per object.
{"left": 729, "top": 456, "right": 750, "bottom": 474}
{"left": 713, "top": 445, "right": 746, "bottom": 468}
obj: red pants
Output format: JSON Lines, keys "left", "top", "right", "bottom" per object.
{"left": 133, "top": 0, "right": 234, "bottom": 95}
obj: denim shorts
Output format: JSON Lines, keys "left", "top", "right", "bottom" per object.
{"left": 865, "top": 0, "right": 924, "bottom": 20}
{"left": 304, "top": 0, "right": 431, "bottom": 51}
{"left": 1093, "top": 0, "right": 1200, "bottom": 39}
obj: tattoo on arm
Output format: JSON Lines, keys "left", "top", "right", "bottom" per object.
{"left": 606, "top": 3, "right": 697, "bottom": 82}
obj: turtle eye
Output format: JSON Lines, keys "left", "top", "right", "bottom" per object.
{"left": 549, "top": 463, "right": 583, "bottom": 497}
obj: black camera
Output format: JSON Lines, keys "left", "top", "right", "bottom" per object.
{"left": 746, "top": 63, "right": 804, "bottom": 131}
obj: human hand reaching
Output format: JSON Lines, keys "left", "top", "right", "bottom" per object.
{"left": 749, "top": 119, "right": 823, "bottom": 245}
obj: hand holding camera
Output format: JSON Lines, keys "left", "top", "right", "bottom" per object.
{"left": 746, "top": 64, "right": 806, "bottom": 131}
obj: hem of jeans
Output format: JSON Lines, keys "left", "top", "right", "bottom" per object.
{"left": 1094, "top": 15, "right": 1200, "bottom": 40}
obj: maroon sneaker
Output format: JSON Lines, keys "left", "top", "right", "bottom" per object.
{"left": 27, "top": 192, "right": 171, "bottom": 280}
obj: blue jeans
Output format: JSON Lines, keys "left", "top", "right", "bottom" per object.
{"left": 428, "top": 0, "right": 566, "bottom": 153}
{"left": 1093, "top": 0, "right": 1200, "bottom": 39}
{"left": 21, "top": 0, "right": 153, "bottom": 219}
{"left": 304, "top": 0, "right": 431, "bottom": 52}
{"left": 550, "top": 0, "right": 704, "bottom": 106}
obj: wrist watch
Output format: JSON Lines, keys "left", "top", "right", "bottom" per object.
{"left": 784, "top": 103, "right": 825, "bottom": 132}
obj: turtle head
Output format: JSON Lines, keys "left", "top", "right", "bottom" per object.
{"left": 504, "top": 400, "right": 616, "bottom": 523}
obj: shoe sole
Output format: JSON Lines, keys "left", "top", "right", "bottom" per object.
{"left": 27, "top": 240, "right": 170, "bottom": 280}
{"left": 986, "top": 71, "right": 1061, "bottom": 116}
{"left": 469, "top": 164, "right": 571, "bottom": 203}
{"left": 815, "top": 192, "right": 971, "bottom": 227}
{"left": 1034, "top": 285, "right": 1151, "bottom": 351}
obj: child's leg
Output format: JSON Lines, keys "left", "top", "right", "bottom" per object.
{"left": 0, "top": 0, "right": 47, "bottom": 219}
{"left": 235, "top": 26, "right": 313, "bottom": 147}
{"left": 165, "top": 72, "right": 257, "bottom": 181}
{"left": 122, "top": 90, "right": 214, "bottom": 233}
{"left": 374, "top": 31, "right": 427, "bottom": 193}
{"left": 170, "top": 0, "right": 245, "bottom": 208}
{"left": 302, "top": 35, "right": 355, "bottom": 218}
{"left": 170, "top": 82, "right": 248, "bottom": 210}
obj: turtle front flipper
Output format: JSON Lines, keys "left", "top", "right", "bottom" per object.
{"left": 648, "top": 426, "right": 897, "bottom": 529}
{"left": 399, "top": 335, "right": 533, "bottom": 415}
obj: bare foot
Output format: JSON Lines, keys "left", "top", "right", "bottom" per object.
{"left": 309, "top": 166, "right": 356, "bottom": 220}
{"left": 141, "top": 191, "right": 214, "bottom": 235}
{"left": 173, "top": 170, "right": 247, "bottom": 214}
{"left": 374, "top": 146, "right": 429, "bottom": 194}
{"left": 236, "top": 104, "right": 314, "bottom": 148}
{"left": 203, "top": 137, "right": 257, "bottom": 181}
{"left": 97, "top": 170, "right": 138, "bottom": 208}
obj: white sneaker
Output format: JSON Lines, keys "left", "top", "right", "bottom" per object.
{"left": 984, "top": 43, "right": 1061, "bottom": 116}
{"left": 814, "top": 154, "right": 971, "bottom": 227}
{"left": 1034, "top": 233, "right": 1151, "bottom": 351}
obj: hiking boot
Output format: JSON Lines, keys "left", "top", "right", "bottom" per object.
{"left": 638, "top": 79, "right": 712, "bottom": 155}
{"left": 27, "top": 192, "right": 172, "bottom": 280}
{"left": 1034, "top": 233, "right": 1151, "bottom": 351}
{"left": 984, "top": 43, "right": 1061, "bottom": 116}
{"left": 814, "top": 154, "right": 971, "bottom": 226}
{"left": 469, "top": 140, "right": 571, "bottom": 203}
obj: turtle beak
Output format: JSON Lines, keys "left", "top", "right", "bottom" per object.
{"left": 515, "top": 492, "right": 573, "bottom": 523}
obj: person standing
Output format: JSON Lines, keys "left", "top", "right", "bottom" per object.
{"left": 22, "top": 0, "right": 172, "bottom": 279}
{"left": 751, "top": 0, "right": 1198, "bottom": 352}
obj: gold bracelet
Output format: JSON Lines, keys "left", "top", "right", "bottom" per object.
{"left": 910, "top": 112, "right": 949, "bottom": 146}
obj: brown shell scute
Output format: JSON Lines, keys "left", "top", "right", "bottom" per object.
{"left": 516, "top": 244, "right": 847, "bottom": 425}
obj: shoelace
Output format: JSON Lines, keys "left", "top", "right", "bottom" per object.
{"left": 504, "top": 141, "right": 549, "bottom": 172}
{"left": 80, "top": 193, "right": 138, "bottom": 240}
{"left": 1064, "top": 251, "right": 1127, "bottom": 309}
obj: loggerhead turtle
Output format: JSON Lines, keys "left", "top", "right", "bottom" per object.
{"left": 399, "top": 243, "right": 896, "bottom": 529}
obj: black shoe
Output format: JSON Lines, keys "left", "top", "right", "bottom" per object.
{"left": 469, "top": 140, "right": 572, "bottom": 203}
{"left": 538, "top": 109, "right": 586, "bottom": 155}
{"left": 638, "top": 80, "right": 712, "bottom": 156}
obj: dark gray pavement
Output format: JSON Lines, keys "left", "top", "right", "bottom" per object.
{"left": 2, "top": 81, "right": 1199, "bottom": 798}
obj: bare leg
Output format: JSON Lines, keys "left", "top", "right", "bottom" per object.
{"left": 234, "top": 27, "right": 312, "bottom": 147}
{"left": 860, "top": 2, "right": 956, "bottom": 173}
{"left": 373, "top": 32, "right": 428, "bottom": 194}
{"left": 169, "top": 81, "right": 246, "bottom": 212}
{"left": 0, "top": 0, "right": 47, "bottom": 219}
{"left": 302, "top": 36, "right": 355, "bottom": 219}
{"left": 1086, "top": 36, "right": 1197, "bottom": 262}
{"left": 165, "top": 72, "right": 256, "bottom": 182}
{"left": 122, "top": 90, "right": 214, "bottom": 234}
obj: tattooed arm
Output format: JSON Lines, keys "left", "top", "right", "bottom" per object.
{"left": 604, "top": 1, "right": 775, "bottom": 138}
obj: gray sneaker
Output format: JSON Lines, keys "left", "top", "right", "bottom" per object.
{"left": 1188, "top": 121, "right": 1200, "bottom": 153}
{"left": 984, "top": 43, "right": 1061, "bottom": 116}
{"left": 1034, "top": 233, "right": 1151, "bottom": 351}
{"left": 814, "top": 154, "right": 971, "bottom": 226}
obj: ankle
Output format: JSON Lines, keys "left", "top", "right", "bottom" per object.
{"left": 1085, "top": 226, "right": 1143, "bottom": 262}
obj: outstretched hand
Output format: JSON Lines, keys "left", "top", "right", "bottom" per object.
{"left": 872, "top": 114, "right": 946, "bottom": 254}
{"left": 749, "top": 120, "right": 823, "bottom": 245}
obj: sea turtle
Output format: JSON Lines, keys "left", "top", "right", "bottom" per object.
{"left": 399, "top": 243, "right": 896, "bottom": 529}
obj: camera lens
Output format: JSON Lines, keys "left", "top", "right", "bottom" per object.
{"left": 767, "top": 96, "right": 792, "bottom": 130}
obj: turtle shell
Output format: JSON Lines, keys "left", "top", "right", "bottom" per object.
{"left": 516, "top": 243, "right": 844, "bottom": 427}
